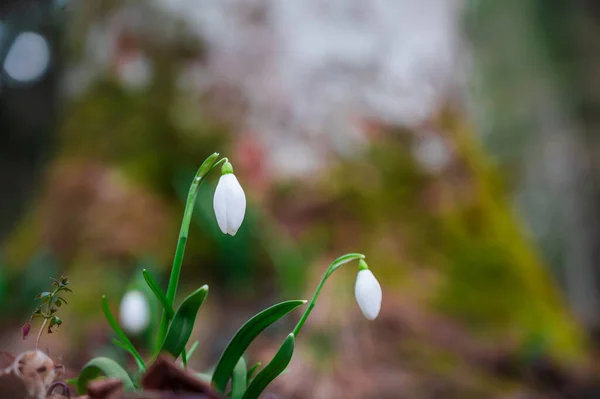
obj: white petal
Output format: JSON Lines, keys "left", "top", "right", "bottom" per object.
{"left": 355, "top": 269, "right": 382, "bottom": 320}
{"left": 119, "top": 290, "right": 150, "bottom": 334}
{"left": 214, "top": 173, "right": 246, "bottom": 236}
{"left": 213, "top": 175, "right": 230, "bottom": 234}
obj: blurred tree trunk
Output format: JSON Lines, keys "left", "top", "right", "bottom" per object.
{"left": 467, "top": 0, "right": 600, "bottom": 331}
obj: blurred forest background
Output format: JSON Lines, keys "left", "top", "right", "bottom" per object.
{"left": 2, "top": 0, "right": 600, "bottom": 398}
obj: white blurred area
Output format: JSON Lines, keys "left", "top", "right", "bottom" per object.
{"left": 3, "top": 32, "right": 51, "bottom": 84}
{"left": 66, "top": 0, "right": 463, "bottom": 177}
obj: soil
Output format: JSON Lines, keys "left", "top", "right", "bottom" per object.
{"left": 0, "top": 354, "right": 224, "bottom": 399}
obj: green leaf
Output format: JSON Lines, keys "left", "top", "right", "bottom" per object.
{"left": 112, "top": 338, "right": 129, "bottom": 352}
{"left": 57, "top": 296, "right": 68, "bottom": 305}
{"left": 242, "top": 334, "right": 295, "bottom": 399}
{"left": 196, "top": 372, "right": 212, "bottom": 383}
{"left": 246, "top": 362, "right": 261, "bottom": 382}
{"left": 142, "top": 269, "right": 174, "bottom": 319}
{"left": 49, "top": 316, "right": 62, "bottom": 329}
{"left": 186, "top": 340, "right": 200, "bottom": 359}
{"left": 142, "top": 269, "right": 190, "bottom": 364}
{"left": 101, "top": 295, "right": 146, "bottom": 371}
{"left": 328, "top": 253, "right": 365, "bottom": 274}
{"left": 211, "top": 300, "right": 306, "bottom": 392}
{"left": 35, "top": 292, "right": 50, "bottom": 300}
{"left": 160, "top": 285, "right": 209, "bottom": 358}
{"left": 232, "top": 357, "right": 247, "bottom": 399}
{"left": 75, "top": 357, "right": 135, "bottom": 394}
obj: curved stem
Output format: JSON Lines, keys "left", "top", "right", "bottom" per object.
{"left": 292, "top": 253, "right": 365, "bottom": 337}
{"left": 155, "top": 154, "right": 227, "bottom": 354}
{"left": 36, "top": 318, "right": 47, "bottom": 350}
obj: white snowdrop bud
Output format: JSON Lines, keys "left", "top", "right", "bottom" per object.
{"left": 119, "top": 290, "right": 150, "bottom": 335}
{"left": 213, "top": 161, "right": 246, "bottom": 236}
{"left": 354, "top": 260, "right": 382, "bottom": 320}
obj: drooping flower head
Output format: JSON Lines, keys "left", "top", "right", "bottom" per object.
{"left": 354, "top": 259, "right": 382, "bottom": 320}
{"left": 213, "top": 161, "right": 246, "bottom": 236}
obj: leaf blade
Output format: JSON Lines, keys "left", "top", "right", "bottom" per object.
{"left": 101, "top": 295, "right": 146, "bottom": 372}
{"left": 160, "top": 285, "right": 209, "bottom": 358}
{"left": 142, "top": 269, "right": 191, "bottom": 363}
{"left": 187, "top": 340, "right": 200, "bottom": 359}
{"left": 242, "top": 334, "right": 295, "bottom": 399}
{"left": 142, "top": 269, "right": 174, "bottom": 319}
{"left": 211, "top": 300, "right": 305, "bottom": 392}
{"left": 246, "top": 362, "right": 261, "bottom": 382}
{"left": 74, "top": 357, "right": 135, "bottom": 395}
{"left": 232, "top": 356, "right": 247, "bottom": 399}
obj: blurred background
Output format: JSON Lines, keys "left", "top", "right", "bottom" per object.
{"left": 2, "top": 0, "right": 600, "bottom": 397}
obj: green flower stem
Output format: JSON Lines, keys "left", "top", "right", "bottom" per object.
{"left": 292, "top": 253, "right": 365, "bottom": 337}
{"left": 155, "top": 153, "right": 227, "bottom": 354}
{"left": 291, "top": 274, "right": 327, "bottom": 337}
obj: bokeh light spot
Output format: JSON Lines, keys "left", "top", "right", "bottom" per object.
{"left": 3, "top": 32, "right": 51, "bottom": 83}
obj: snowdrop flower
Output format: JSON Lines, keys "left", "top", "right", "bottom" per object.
{"left": 119, "top": 290, "right": 150, "bottom": 334}
{"left": 213, "top": 161, "right": 246, "bottom": 235}
{"left": 354, "top": 260, "right": 382, "bottom": 320}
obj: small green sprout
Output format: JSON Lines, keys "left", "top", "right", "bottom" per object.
{"left": 22, "top": 276, "right": 72, "bottom": 349}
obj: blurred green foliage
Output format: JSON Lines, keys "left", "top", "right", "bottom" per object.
{"left": 330, "top": 113, "right": 584, "bottom": 363}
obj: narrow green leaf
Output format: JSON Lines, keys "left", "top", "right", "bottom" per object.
{"left": 246, "top": 362, "right": 261, "bottom": 382}
{"left": 112, "top": 338, "right": 128, "bottom": 352}
{"left": 101, "top": 295, "right": 146, "bottom": 372}
{"left": 182, "top": 350, "right": 188, "bottom": 368}
{"left": 112, "top": 338, "right": 145, "bottom": 370}
{"left": 186, "top": 340, "right": 200, "bottom": 359}
{"left": 142, "top": 269, "right": 190, "bottom": 363}
{"left": 211, "top": 300, "right": 306, "bottom": 392}
{"left": 196, "top": 372, "right": 212, "bottom": 383}
{"left": 142, "top": 269, "right": 174, "bottom": 319}
{"left": 160, "top": 285, "right": 209, "bottom": 358}
{"left": 242, "top": 334, "right": 295, "bottom": 399}
{"left": 75, "top": 357, "right": 135, "bottom": 394}
{"left": 57, "top": 296, "right": 68, "bottom": 304}
{"left": 232, "top": 357, "right": 247, "bottom": 399}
